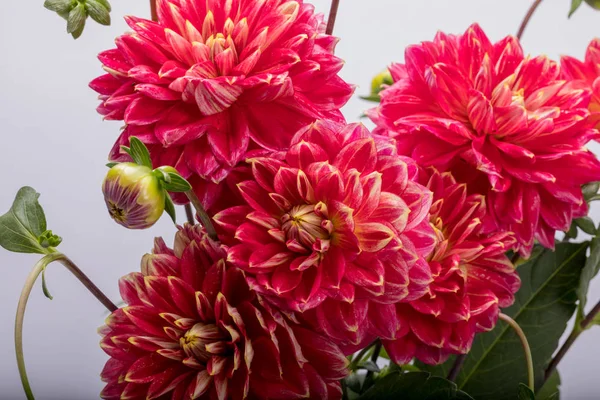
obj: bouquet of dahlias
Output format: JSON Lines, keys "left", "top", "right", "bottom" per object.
{"left": 3, "top": 0, "right": 600, "bottom": 398}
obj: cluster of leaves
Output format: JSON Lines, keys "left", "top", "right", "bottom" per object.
{"left": 44, "top": 0, "right": 111, "bottom": 38}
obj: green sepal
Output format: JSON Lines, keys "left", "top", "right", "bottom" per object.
{"left": 127, "top": 137, "right": 153, "bottom": 169}
{"left": 569, "top": 0, "right": 584, "bottom": 16}
{"left": 41, "top": 268, "right": 54, "bottom": 300}
{"left": 164, "top": 193, "right": 177, "bottom": 225}
{"left": 0, "top": 187, "right": 50, "bottom": 254}
{"left": 564, "top": 222, "right": 579, "bottom": 240}
{"left": 38, "top": 230, "right": 62, "bottom": 248}
{"left": 156, "top": 166, "right": 192, "bottom": 192}
{"left": 67, "top": 2, "right": 86, "bottom": 39}
{"left": 360, "top": 95, "right": 382, "bottom": 103}
{"left": 44, "top": 0, "right": 73, "bottom": 13}
{"left": 95, "top": 0, "right": 112, "bottom": 12}
{"left": 583, "top": 181, "right": 600, "bottom": 200}
{"left": 86, "top": 0, "right": 111, "bottom": 25}
{"left": 106, "top": 162, "right": 118, "bottom": 168}
{"left": 574, "top": 216, "right": 597, "bottom": 235}
{"left": 585, "top": 0, "right": 600, "bottom": 10}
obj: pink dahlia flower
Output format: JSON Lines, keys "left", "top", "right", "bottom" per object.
{"left": 368, "top": 23, "right": 600, "bottom": 257}
{"left": 90, "top": 0, "right": 353, "bottom": 189}
{"left": 381, "top": 169, "right": 521, "bottom": 365}
{"left": 561, "top": 38, "right": 600, "bottom": 128}
{"left": 213, "top": 121, "right": 435, "bottom": 346}
{"left": 99, "top": 224, "right": 348, "bottom": 399}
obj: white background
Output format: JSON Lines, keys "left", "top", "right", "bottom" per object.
{"left": 1, "top": 0, "right": 599, "bottom": 398}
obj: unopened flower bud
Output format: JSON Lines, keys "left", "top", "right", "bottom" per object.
{"left": 370, "top": 69, "right": 393, "bottom": 96}
{"left": 102, "top": 163, "right": 165, "bottom": 229}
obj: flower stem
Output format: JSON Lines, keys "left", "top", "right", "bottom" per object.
{"left": 447, "top": 354, "right": 467, "bottom": 382}
{"left": 326, "top": 0, "right": 341, "bottom": 35}
{"left": 545, "top": 299, "right": 600, "bottom": 381}
{"left": 516, "top": 0, "right": 543, "bottom": 40}
{"left": 15, "top": 253, "right": 117, "bottom": 400}
{"left": 184, "top": 203, "right": 195, "bottom": 225}
{"left": 150, "top": 0, "right": 158, "bottom": 21}
{"left": 499, "top": 313, "right": 534, "bottom": 391}
{"left": 364, "top": 340, "right": 382, "bottom": 381}
{"left": 185, "top": 190, "right": 218, "bottom": 241}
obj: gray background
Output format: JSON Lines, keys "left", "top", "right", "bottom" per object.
{"left": 1, "top": 0, "right": 599, "bottom": 398}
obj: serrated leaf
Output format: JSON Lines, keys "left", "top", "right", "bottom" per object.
{"left": 574, "top": 216, "right": 596, "bottom": 235}
{"left": 419, "top": 243, "right": 588, "bottom": 400}
{"left": 359, "top": 372, "right": 474, "bottom": 400}
{"left": 577, "top": 236, "right": 600, "bottom": 312}
{"left": 128, "top": 137, "right": 153, "bottom": 169}
{"left": 537, "top": 371, "right": 560, "bottom": 400}
{"left": 86, "top": 0, "right": 111, "bottom": 25}
{"left": 569, "top": 0, "right": 584, "bottom": 16}
{"left": 163, "top": 173, "right": 192, "bottom": 192}
{"left": 164, "top": 194, "right": 177, "bottom": 225}
{"left": 0, "top": 187, "right": 49, "bottom": 254}
{"left": 44, "top": 0, "right": 72, "bottom": 13}
{"left": 518, "top": 384, "right": 535, "bottom": 400}
{"left": 67, "top": 3, "right": 86, "bottom": 38}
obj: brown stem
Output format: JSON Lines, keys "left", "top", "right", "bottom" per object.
{"left": 325, "top": 0, "right": 341, "bottom": 35}
{"left": 184, "top": 203, "right": 195, "bottom": 225}
{"left": 447, "top": 354, "right": 467, "bottom": 382}
{"left": 150, "top": 0, "right": 158, "bottom": 22}
{"left": 545, "top": 299, "right": 600, "bottom": 380}
{"left": 516, "top": 0, "right": 543, "bottom": 41}
{"left": 185, "top": 190, "right": 218, "bottom": 241}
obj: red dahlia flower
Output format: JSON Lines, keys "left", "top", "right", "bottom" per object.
{"left": 90, "top": 0, "right": 353, "bottom": 188}
{"left": 99, "top": 224, "right": 348, "bottom": 399}
{"left": 382, "top": 169, "right": 520, "bottom": 365}
{"left": 213, "top": 121, "right": 435, "bottom": 346}
{"left": 368, "top": 23, "right": 600, "bottom": 257}
{"left": 561, "top": 38, "right": 600, "bottom": 128}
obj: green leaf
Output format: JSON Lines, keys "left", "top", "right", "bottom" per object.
{"left": 420, "top": 242, "right": 588, "bottom": 400}
{"left": 162, "top": 172, "right": 192, "bottom": 192}
{"left": 95, "top": 0, "right": 112, "bottom": 11}
{"left": 585, "top": 0, "right": 600, "bottom": 9}
{"left": 569, "top": 0, "right": 584, "bottom": 16}
{"left": 67, "top": 2, "right": 86, "bottom": 39}
{"left": 358, "top": 372, "right": 473, "bottom": 400}
{"left": 564, "top": 222, "right": 578, "bottom": 240}
{"left": 44, "top": 0, "right": 73, "bottom": 13}
{"left": 106, "top": 162, "right": 118, "bottom": 168}
{"left": 537, "top": 371, "right": 560, "bottom": 400}
{"left": 86, "top": 0, "right": 111, "bottom": 25}
{"left": 360, "top": 95, "right": 381, "bottom": 103}
{"left": 164, "top": 194, "right": 177, "bottom": 225}
{"left": 577, "top": 236, "right": 600, "bottom": 311}
{"left": 0, "top": 187, "right": 49, "bottom": 254}
{"left": 574, "top": 216, "right": 596, "bottom": 235}
{"left": 582, "top": 181, "right": 600, "bottom": 200}
{"left": 518, "top": 384, "right": 536, "bottom": 400}
{"left": 128, "top": 137, "right": 153, "bottom": 169}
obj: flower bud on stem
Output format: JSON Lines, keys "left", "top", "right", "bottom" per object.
{"left": 15, "top": 253, "right": 117, "bottom": 399}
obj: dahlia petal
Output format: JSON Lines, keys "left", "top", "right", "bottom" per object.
{"left": 354, "top": 222, "right": 395, "bottom": 252}
{"left": 334, "top": 138, "right": 377, "bottom": 174}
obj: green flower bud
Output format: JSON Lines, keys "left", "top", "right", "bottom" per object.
{"left": 370, "top": 69, "right": 393, "bottom": 96}
{"left": 102, "top": 163, "right": 166, "bottom": 229}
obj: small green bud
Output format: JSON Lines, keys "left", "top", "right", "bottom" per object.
{"left": 38, "top": 230, "right": 63, "bottom": 248}
{"left": 103, "top": 163, "right": 166, "bottom": 229}
{"left": 67, "top": 2, "right": 87, "bottom": 39}
{"left": 371, "top": 69, "right": 393, "bottom": 96}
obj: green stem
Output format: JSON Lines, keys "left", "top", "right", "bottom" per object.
{"left": 348, "top": 339, "right": 378, "bottom": 371}
{"left": 499, "top": 313, "right": 534, "bottom": 391}
{"left": 185, "top": 190, "right": 218, "bottom": 241}
{"left": 15, "top": 253, "right": 117, "bottom": 400}
{"left": 364, "top": 340, "right": 382, "bottom": 381}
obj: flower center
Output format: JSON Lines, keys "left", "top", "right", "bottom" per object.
{"left": 280, "top": 203, "right": 333, "bottom": 249}
{"left": 180, "top": 323, "right": 228, "bottom": 363}
{"left": 108, "top": 202, "right": 126, "bottom": 222}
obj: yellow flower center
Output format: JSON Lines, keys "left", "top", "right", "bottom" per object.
{"left": 281, "top": 203, "right": 332, "bottom": 248}
{"left": 180, "top": 323, "right": 227, "bottom": 362}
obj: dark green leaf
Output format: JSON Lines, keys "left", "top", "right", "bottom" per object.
{"left": 86, "top": 0, "right": 111, "bottom": 25}
{"left": 128, "top": 137, "right": 153, "bottom": 169}
{"left": 537, "top": 371, "right": 560, "bottom": 400}
{"left": 41, "top": 268, "right": 53, "bottom": 300}
{"left": 359, "top": 372, "right": 473, "bottom": 400}
{"left": 106, "top": 162, "right": 118, "bottom": 168}
{"left": 518, "top": 384, "right": 535, "bottom": 400}
{"left": 577, "top": 236, "right": 600, "bottom": 311}
{"left": 574, "top": 217, "right": 596, "bottom": 235}
{"left": 420, "top": 243, "right": 588, "bottom": 400}
{"left": 164, "top": 194, "right": 177, "bottom": 225}
{"left": 345, "top": 373, "right": 362, "bottom": 394}
{"left": 44, "top": 0, "right": 73, "bottom": 13}
{"left": 569, "top": 0, "right": 584, "bottom": 16}
{"left": 67, "top": 3, "right": 86, "bottom": 38}
{"left": 162, "top": 173, "right": 192, "bottom": 192}
{"left": 564, "top": 222, "right": 578, "bottom": 240}
{"left": 0, "top": 187, "right": 49, "bottom": 254}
